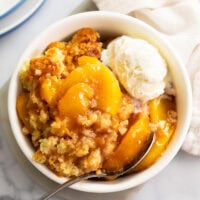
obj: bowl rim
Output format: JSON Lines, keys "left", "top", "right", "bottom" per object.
{"left": 8, "top": 11, "right": 192, "bottom": 193}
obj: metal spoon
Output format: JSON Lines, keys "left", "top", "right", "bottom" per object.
{"left": 40, "top": 133, "right": 155, "bottom": 200}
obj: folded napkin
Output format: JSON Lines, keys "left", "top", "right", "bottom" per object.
{"left": 93, "top": 0, "right": 200, "bottom": 155}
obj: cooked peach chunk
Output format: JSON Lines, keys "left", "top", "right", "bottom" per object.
{"left": 149, "top": 97, "right": 176, "bottom": 123}
{"left": 61, "top": 56, "right": 122, "bottom": 115}
{"left": 135, "top": 123, "right": 175, "bottom": 171}
{"left": 58, "top": 83, "right": 94, "bottom": 118}
{"left": 103, "top": 114, "right": 150, "bottom": 173}
{"left": 16, "top": 93, "right": 30, "bottom": 130}
{"left": 40, "top": 76, "right": 61, "bottom": 105}
{"left": 135, "top": 97, "right": 177, "bottom": 171}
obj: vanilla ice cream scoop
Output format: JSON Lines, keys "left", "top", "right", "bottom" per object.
{"left": 102, "top": 36, "right": 167, "bottom": 101}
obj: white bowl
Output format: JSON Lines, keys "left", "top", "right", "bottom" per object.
{"left": 8, "top": 11, "right": 192, "bottom": 193}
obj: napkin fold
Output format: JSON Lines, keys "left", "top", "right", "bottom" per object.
{"left": 93, "top": 0, "right": 200, "bottom": 155}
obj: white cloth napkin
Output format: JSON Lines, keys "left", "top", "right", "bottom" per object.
{"left": 93, "top": 0, "right": 200, "bottom": 155}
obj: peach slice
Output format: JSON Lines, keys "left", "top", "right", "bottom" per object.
{"left": 40, "top": 56, "right": 122, "bottom": 115}
{"left": 103, "top": 114, "right": 150, "bottom": 173}
{"left": 40, "top": 76, "right": 61, "bottom": 105}
{"left": 58, "top": 82, "right": 94, "bottom": 118}
{"left": 61, "top": 56, "right": 122, "bottom": 115}
{"left": 16, "top": 93, "right": 31, "bottom": 130}
{"left": 135, "top": 97, "right": 177, "bottom": 171}
{"left": 149, "top": 97, "right": 176, "bottom": 123}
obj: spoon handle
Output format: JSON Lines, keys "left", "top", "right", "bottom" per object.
{"left": 40, "top": 172, "right": 98, "bottom": 200}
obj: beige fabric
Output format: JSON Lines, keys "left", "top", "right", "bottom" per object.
{"left": 93, "top": 0, "right": 200, "bottom": 155}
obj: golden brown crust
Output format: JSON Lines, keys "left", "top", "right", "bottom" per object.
{"left": 20, "top": 28, "right": 103, "bottom": 91}
{"left": 47, "top": 28, "right": 102, "bottom": 72}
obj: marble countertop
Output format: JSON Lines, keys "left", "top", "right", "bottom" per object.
{"left": 0, "top": 0, "right": 200, "bottom": 199}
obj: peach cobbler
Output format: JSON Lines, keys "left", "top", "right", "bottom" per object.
{"left": 17, "top": 28, "right": 177, "bottom": 177}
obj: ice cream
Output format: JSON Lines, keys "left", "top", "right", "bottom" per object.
{"left": 102, "top": 36, "right": 167, "bottom": 101}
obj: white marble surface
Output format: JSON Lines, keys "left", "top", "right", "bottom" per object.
{"left": 0, "top": 0, "right": 200, "bottom": 199}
